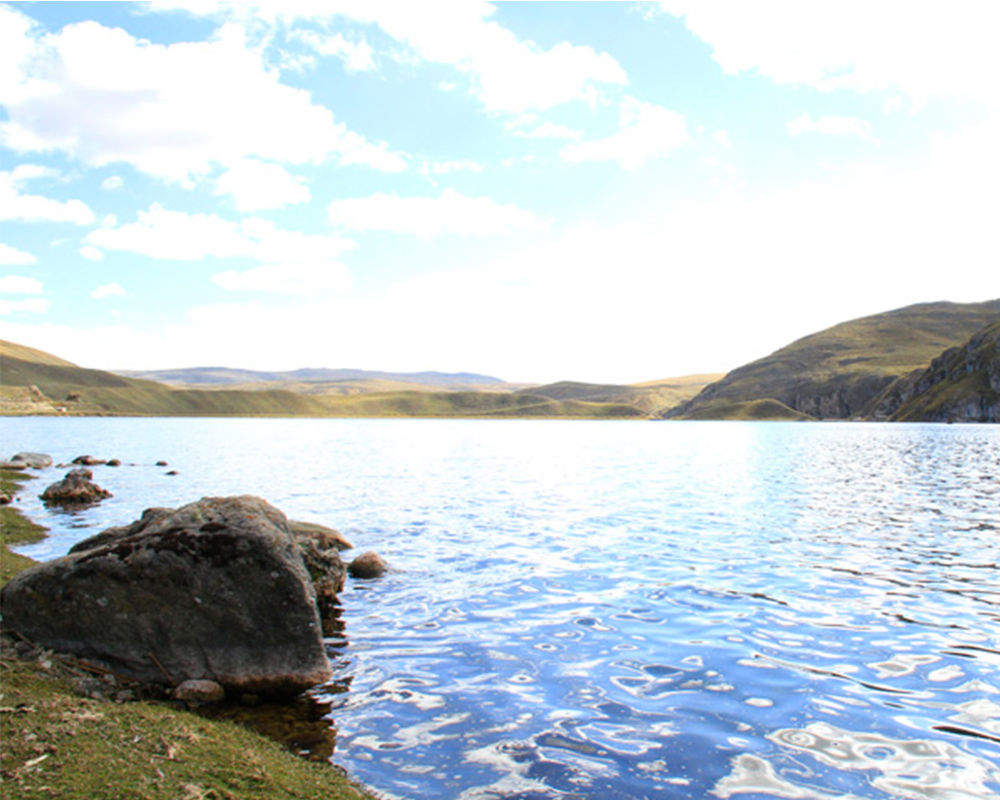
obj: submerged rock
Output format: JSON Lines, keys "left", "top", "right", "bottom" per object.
{"left": 348, "top": 550, "right": 387, "bottom": 579}
{"left": 1, "top": 495, "right": 335, "bottom": 694}
{"left": 5, "top": 452, "right": 53, "bottom": 469}
{"left": 40, "top": 468, "right": 112, "bottom": 505}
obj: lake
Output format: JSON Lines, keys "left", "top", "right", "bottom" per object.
{"left": 3, "top": 417, "right": 1000, "bottom": 799}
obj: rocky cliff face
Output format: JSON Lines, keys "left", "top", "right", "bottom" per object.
{"left": 662, "top": 300, "right": 1000, "bottom": 421}
{"left": 887, "top": 320, "right": 1000, "bottom": 422}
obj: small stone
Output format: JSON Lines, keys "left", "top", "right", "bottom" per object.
{"left": 72, "top": 455, "right": 106, "bottom": 466}
{"left": 155, "top": 460, "right": 168, "bottom": 466}
{"left": 106, "top": 459, "right": 121, "bottom": 467}
{"left": 348, "top": 551, "right": 387, "bottom": 579}
{"left": 174, "top": 679, "right": 225, "bottom": 705}
{"left": 165, "top": 470, "right": 179, "bottom": 476}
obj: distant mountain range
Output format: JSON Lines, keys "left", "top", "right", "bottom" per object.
{"left": 114, "top": 366, "right": 507, "bottom": 389}
{"left": 2, "top": 298, "right": 997, "bottom": 421}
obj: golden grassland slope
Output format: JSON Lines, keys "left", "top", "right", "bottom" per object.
{"left": 665, "top": 300, "right": 1000, "bottom": 420}
{"left": 0, "top": 340, "right": 646, "bottom": 418}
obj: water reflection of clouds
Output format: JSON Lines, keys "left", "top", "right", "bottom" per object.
{"left": 712, "top": 722, "right": 1000, "bottom": 799}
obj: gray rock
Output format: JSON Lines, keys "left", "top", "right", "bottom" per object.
{"left": 289, "top": 519, "right": 353, "bottom": 552}
{"left": 8, "top": 452, "right": 53, "bottom": 469}
{"left": 174, "top": 679, "right": 225, "bottom": 705}
{"left": 40, "top": 468, "right": 112, "bottom": 505}
{"left": 348, "top": 550, "right": 387, "bottom": 579}
{"left": 0, "top": 495, "right": 333, "bottom": 694}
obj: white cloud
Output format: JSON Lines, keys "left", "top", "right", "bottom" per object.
{"left": 0, "top": 18, "right": 406, "bottom": 183}
{"left": 0, "top": 242, "right": 37, "bottom": 265}
{"left": 660, "top": 1, "right": 1000, "bottom": 108}
{"left": 215, "top": 159, "right": 311, "bottom": 211}
{"left": 101, "top": 175, "right": 124, "bottom": 190}
{"left": 788, "top": 113, "right": 873, "bottom": 140}
{"left": 0, "top": 167, "right": 95, "bottom": 225}
{"left": 91, "top": 282, "right": 125, "bottom": 299}
{"left": 86, "top": 203, "right": 354, "bottom": 264}
{"left": 212, "top": 262, "right": 351, "bottom": 294}
{"left": 328, "top": 189, "right": 548, "bottom": 237}
{"left": 0, "top": 275, "right": 42, "bottom": 294}
{"left": 79, "top": 245, "right": 104, "bottom": 261}
{"left": 561, "top": 97, "right": 689, "bottom": 170}
{"left": 353, "top": 2, "right": 628, "bottom": 112}
{"left": 150, "top": 0, "right": 628, "bottom": 114}
{"left": 0, "top": 298, "right": 48, "bottom": 314}
{"left": 294, "top": 30, "right": 374, "bottom": 72}
{"left": 713, "top": 130, "right": 731, "bottom": 148}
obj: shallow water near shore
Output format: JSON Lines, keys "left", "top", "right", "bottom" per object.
{"left": 4, "top": 417, "right": 1000, "bottom": 799}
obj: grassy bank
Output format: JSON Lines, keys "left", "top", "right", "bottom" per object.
{"left": 0, "top": 471, "right": 378, "bottom": 800}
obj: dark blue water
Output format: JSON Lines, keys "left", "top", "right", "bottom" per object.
{"left": 4, "top": 418, "right": 1000, "bottom": 799}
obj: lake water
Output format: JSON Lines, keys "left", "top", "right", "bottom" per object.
{"left": 3, "top": 417, "right": 1000, "bottom": 799}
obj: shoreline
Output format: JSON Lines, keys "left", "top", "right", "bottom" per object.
{"left": 0, "top": 467, "right": 380, "bottom": 800}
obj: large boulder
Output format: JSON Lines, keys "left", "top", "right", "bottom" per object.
{"left": 1, "top": 496, "right": 336, "bottom": 694}
{"left": 40, "top": 468, "right": 111, "bottom": 505}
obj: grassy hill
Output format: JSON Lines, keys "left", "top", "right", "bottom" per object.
{"left": 0, "top": 340, "right": 642, "bottom": 419}
{"left": 664, "top": 300, "right": 1000, "bottom": 420}
{"left": 521, "top": 374, "right": 722, "bottom": 415}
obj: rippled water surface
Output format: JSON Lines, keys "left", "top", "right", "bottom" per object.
{"left": 4, "top": 418, "right": 1000, "bottom": 799}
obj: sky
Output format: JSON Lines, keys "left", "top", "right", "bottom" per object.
{"left": 0, "top": 1, "right": 998, "bottom": 384}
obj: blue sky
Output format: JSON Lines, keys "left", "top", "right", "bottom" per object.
{"left": 1, "top": 1, "right": 998, "bottom": 383}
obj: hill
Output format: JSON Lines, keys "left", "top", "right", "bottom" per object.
{"left": 521, "top": 374, "right": 722, "bottom": 415}
{"left": 0, "top": 340, "right": 641, "bottom": 419}
{"left": 664, "top": 299, "right": 1000, "bottom": 420}
{"left": 874, "top": 319, "right": 1000, "bottom": 422}
{"left": 115, "top": 366, "right": 506, "bottom": 389}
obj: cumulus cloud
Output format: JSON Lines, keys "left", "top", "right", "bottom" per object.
{"left": 87, "top": 203, "right": 355, "bottom": 263}
{"left": 91, "top": 282, "right": 125, "bottom": 299}
{"left": 79, "top": 245, "right": 104, "bottom": 261}
{"left": 659, "top": 1, "right": 1000, "bottom": 108}
{"left": 0, "top": 15, "right": 407, "bottom": 183}
{"left": 561, "top": 96, "right": 689, "bottom": 170}
{"left": 100, "top": 175, "right": 124, "bottom": 190}
{"left": 0, "top": 242, "right": 37, "bottom": 265}
{"left": 328, "top": 189, "right": 549, "bottom": 237}
{"left": 293, "top": 30, "right": 375, "bottom": 72}
{"left": 788, "top": 113, "right": 873, "bottom": 139}
{"left": 150, "top": 0, "right": 627, "bottom": 113}
{"left": 215, "top": 159, "right": 311, "bottom": 211}
{"left": 0, "top": 167, "right": 94, "bottom": 225}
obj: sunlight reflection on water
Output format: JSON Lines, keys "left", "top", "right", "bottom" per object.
{"left": 4, "top": 418, "right": 1000, "bottom": 799}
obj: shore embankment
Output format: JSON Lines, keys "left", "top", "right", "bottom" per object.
{"left": 0, "top": 467, "right": 378, "bottom": 800}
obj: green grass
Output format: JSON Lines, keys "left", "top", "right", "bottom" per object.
{"left": 0, "top": 470, "right": 47, "bottom": 584}
{"left": 0, "top": 661, "right": 374, "bottom": 800}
